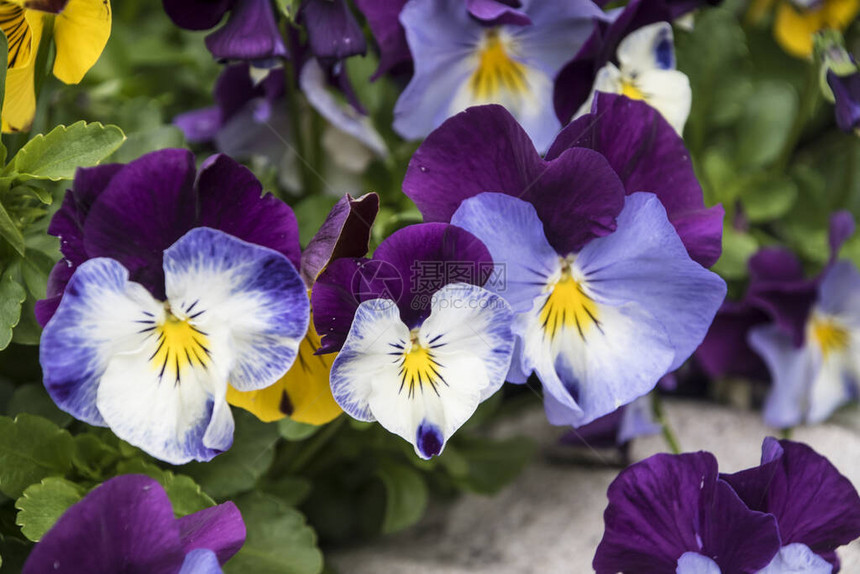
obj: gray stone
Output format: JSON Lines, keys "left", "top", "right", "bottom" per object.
{"left": 330, "top": 399, "right": 860, "bottom": 573}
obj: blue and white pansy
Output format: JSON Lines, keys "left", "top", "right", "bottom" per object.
{"left": 392, "top": 0, "right": 606, "bottom": 152}
{"left": 312, "top": 223, "right": 515, "bottom": 458}
{"left": 40, "top": 228, "right": 309, "bottom": 464}
{"left": 575, "top": 22, "right": 692, "bottom": 135}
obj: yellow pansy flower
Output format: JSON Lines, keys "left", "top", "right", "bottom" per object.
{"left": 750, "top": 0, "right": 860, "bottom": 58}
{"left": 227, "top": 305, "right": 342, "bottom": 425}
{"left": 0, "top": 0, "right": 111, "bottom": 132}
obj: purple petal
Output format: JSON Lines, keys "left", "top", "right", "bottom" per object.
{"left": 722, "top": 438, "right": 860, "bottom": 566}
{"left": 162, "top": 0, "right": 230, "bottom": 31}
{"left": 174, "top": 107, "right": 223, "bottom": 144}
{"left": 561, "top": 407, "right": 624, "bottom": 449}
{"left": 746, "top": 248, "right": 817, "bottom": 347}
{"left": 312, "top": 257, "right": 403, "bottom": 354}
{"left": 372, "top": 223, "right": 492, "bottom": 326}
{"left": 23, "top": 475, "right": 183, "bottom": 574}
{"left": 352, "top": 0, "right": 411, "bottom": 79}
{"left": 550, "top": 93, "right": 723, "bottom": 267}
{"left": 214, "top": 63, "right": 266, "bottom": 122}
{"left": 178, "top": 502, "right": 246, "bottom": 564}
{"left": 301, "top": 0, "right": 367, "bottom": 61}
{"left": 300, "top": 193, "right": 380, "bottom": 286}
{"left": 82, "top": 149, "right": 198, "bottom": 299}
{"left": 196, "top": 154, "right": 301, "bottom": 270}
{"left": 695, "top": 300, "right": 770, "bottom": 381}
{"left": 829, "top": 210, "right": 855, "bottom": 261}
{"left": 466, "top": 0, "right": 532, "bottom": 25}
{"left": 827, "top": 70, "right": 860, "bottom": 133}
{"left": 404, "top": 105, "right": 625, "bottom": 254}
{"left": 594, "top": 452, "right": 780, "bottom": 574}
{"left": 205, "top": 0, "right": 288, "bottom": 61}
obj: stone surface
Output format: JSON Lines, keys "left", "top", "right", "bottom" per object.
{"left": 330, "top": 398, "right": 860, "bottom": 573}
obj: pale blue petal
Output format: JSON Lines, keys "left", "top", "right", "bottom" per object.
{"left": 451, "top": 192, "right": 559, "bottom": 313}
{"left": 576, "top": 192, "right": 726, "bottom": 371}
{"left": 163, "top": 227, "right": 309, "bottom": 392}
{"left": 676, "top": 552, "right": 722, "bottom": 574}
{"left": 755, "top": 544, "right": 832, "bottom": 574}
{"left": 817, "top": 260, "right": 860, "bottom": 323}
{"left": 179, "top": 549, "right": 223, "bottom": 574}
{"left": 39, "top": 258, "right": 163, "bottom": 426}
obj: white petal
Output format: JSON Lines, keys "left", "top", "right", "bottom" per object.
{"left": 617, "top": 22, "right": 676, "bottom": 74}
{"left": 635, "top": 68, "right": 692, "bottom": 134}
{"left": 330, "top": 284, "right": 514, "bottom": 458}
{"left": 573, "top": 63, "right": 623, "bottom": 120}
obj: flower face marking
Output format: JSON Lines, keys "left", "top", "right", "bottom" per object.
{"left": 396, "top": 330, "right": 446, "bottom": 398}
{"left": 808, "top": 314, "right": 850, "bottom": 359}
{"left": 147, "top": 307, "right": 212, "bottom": 383}
{"left": 539, "top": 260, "right": 601, "bottom": 342}
{"left": 470, "top": 28, "right": 528, "bottom": 101}
{"left": 0, "top": 4, "right": 36, "bottom": 68}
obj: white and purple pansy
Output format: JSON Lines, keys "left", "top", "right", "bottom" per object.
{"left": 40, "top": 227, "right": 309, "bottom": 464}
{"left": 312, "top": 223, "right": 514, "bottom": 459}
{"left": 404, "top": 103, "right": 725, "bottom": 429}
{"left": 392, "top": 0, "right": 607, "bottom": 152}
{"left": 36, "top": 149, "right": 310, "bottom": 464}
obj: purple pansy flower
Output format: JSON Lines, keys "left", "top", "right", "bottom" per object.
{"left": 695, "top": 300, "right": 770, "bottom": 382}
{"left": 23, "top": 474, "right": 245, "bottom": 574}
{"left": 37, "top": 150, "right": 309, "bottom": 463}
{"left": 554, "top": 0, "right": 686, "bottom": 127}
{"left": 404, "top": 103, "right": 725, "bottom": 428}
{"left": 162, "top": 0, "right": 287, "bottom": 63}
{"left": 593, "top": 451, "right": 781, "bottom": 573}
{"left": 561, "top": 395, "right": 660, "bottom": 450}
{"left": 311, "top": 223, "right": 515, "bottom": 459}
{"left": 827, "top": 70, "right": 860, "bottom": 133}
{"left": 391, "top": 0, "right": 607, "bottom": 152}
{"left": 723, "top": 438, "right": 860, "bottom": 572}
{"left": 299, "top": 0, "right": 367, "bottom": 62}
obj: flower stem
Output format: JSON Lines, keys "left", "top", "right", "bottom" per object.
{"left": 286, "top": 415, "right": 347, "bottom": 475}
{"left": 652, "top": 393, "right": 682, "bottom": 455}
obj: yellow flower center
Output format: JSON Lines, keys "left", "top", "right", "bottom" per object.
{"left": 399, "top": 331, "right": 444, "bottom": 398}
{"left": 620, "top": 78, "right": 645, "bottom": 101}
{"left": 809, "top": 315, "right": 850, "bottom": 358}
{"left": 469, "top": 28, "right": 528, "bottom": 100}
{"left": 150, "top": 311, "right": 211, "bottom": 384}
{"left": 539, "top": 265, "right": 600, "bottom": 341}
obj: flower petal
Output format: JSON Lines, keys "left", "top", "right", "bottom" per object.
{"left": 635, "top": 68, "right": 692, "bottom": 135}
{"left": 330, "top": 283, "right": 513, "bottom": 458}
{"left": 162, "top": 0, "right": 229, "bottom": 30}
{"left": 22, "top": 475, "right": 183, "bottom": 574}
{"left": 722, "top": 438, "right": 860, "bottom": 562}
{"left": 466, "top": 0, "right": 531, "bottom": 25}
{"left": 204, "top": 0, "right": 287, "bottom": 62}
{"left": 755, "top": 544, "right": 832, "bottom": 574}
{"left": 675, "top": 553, "right": 721, "bottom": 574}
{"left": 163, "top": 227, "right": 308, "bottom": 392}
{"left": 39, "top": 257, "right": 163, "bottom": 427}
{"left": 352, "top": 0, "right": 410, "bottom": 79}
{"left": 617, "top": 21, "right": 675, "bottom": 73}
{"left": 301, "top": 0, "right": 366, "bottom": 60}
{"left": 177, "top": 502, "right": 246, "bottom": 564}
{"left": 52, "top": 0, "right": 112, "bottom": 85}
{"left": 179, "top": 549, "right": 223, "bottom": 574}
{"left": 575, "top": 192, "right": 726, "bottom": 371}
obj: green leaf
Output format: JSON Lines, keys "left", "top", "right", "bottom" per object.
{"left": 278, "top": 418, "right": 320, "bottom": 442}
{"left": 712, "top": 225, "right": 759, "bottom": 280}
{"left": 10, "top": 121, "right": 125, "bottom": 181}
{"left": 225, "top": 493, "right": 323, "bottom": 574}
{"left": 182, "top": 409, "right": 280, "bottom": 498}
{"left": 376, "top": 462, "right": 428, "bottom": 534}
{"left": 739, "top": 177, "right": 799, "bottom": 222}
{"left": 15, "top": 478, "right": 85, "bottom": 542}
{"left": 0, "top": 414, "right": 74, "bottom": 498}
{"left": 275, "top": 0, "right": 300, "bottom": 19}
{"left": 7, "top": 384, "right": 72, "bottom": 428}
{"left": 0, "top": 272, "right": 25, "bottom": 350}
{"left": 735, "top": 80, "right": 798, "bottom": 169}
{"left": 449, "top": 436, "right": 536, "bottom": 495}
{"left": 115, "top": 459, "right": 215, "bottom": 517}
{"left": 0, "top": 203, "right": 24, "bottom": 256}
{"left": 70, "top": 433, "right": 119, "bottom": 481}
{"left": 107, "top": 125, "right": 185, "bottom": 163}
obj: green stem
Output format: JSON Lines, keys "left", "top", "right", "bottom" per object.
{"left": 285, "top": 415, "right": 346, "bottom": 475}
{"left": 652, "top": 393, "right": 682, "bottom": 455}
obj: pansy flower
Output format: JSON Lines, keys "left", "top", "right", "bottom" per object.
{"left": 390, "top": 0, "right": 607, "bottom": 152}
{"left": 404, "top": 102, "right": 725, "bottom": 428}
{"left": 553, "top": 0, "right": 691, "bottom": 134}
{"left": 560, "top": 395, "right": 660, "bottom": 451}
{"left": 162, "top": 0, "right": 287, "bottom": 63}
{"left": 1, "top": 0, "right": 111, "bottom": 132}
{"left": 593, "top": 451, "right": 782, "bottom": 573}
{"left": 299, "top": 0, "right": 366, "bottom": 63}
{"left": 23, "top": 474, "right": 245, "bottom": 573}
{"left": 766, "top": 0, "right": 859, "bottom": 59}
{"left": 228, "top": 192, "right": 380, "bottom": 425}
{"left": 723, "top": 438, "right": 860, "bottom": 571}
{"left": 37, "top": 149, "right": 310, "bottom": 463}
{"left": 746, "top": 213, "right": 859, "bottom": 428}
{"left": 828, "top": 69, "right": 860, "bottom": 133}
{"left": 311, "top": 223, "right": 515, "bottom": 459}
